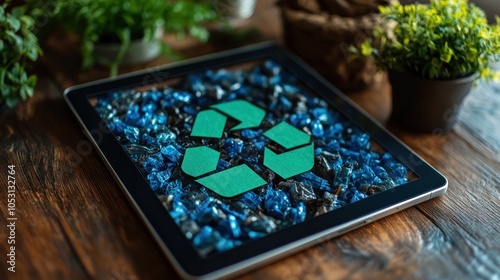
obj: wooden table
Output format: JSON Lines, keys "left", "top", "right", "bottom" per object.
{"left": 1, "top": 2, "right": 499, "bottom": 279}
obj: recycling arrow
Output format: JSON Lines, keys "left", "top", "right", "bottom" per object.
{"left": 211, "top": 100, "right": 266, "bottom": 130}
{"left": 182, "top": 100, "right": 314, "bottom": 198}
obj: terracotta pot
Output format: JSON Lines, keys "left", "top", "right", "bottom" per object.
{"left": 389, "top": 70, "right": 477, "bottom": 132}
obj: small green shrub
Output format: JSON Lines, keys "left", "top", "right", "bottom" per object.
{"left": 350, "top": 0, "right": 500, "bottom": 80}
{"left": 0, "top": 4, "right": 42, "bottom": 108}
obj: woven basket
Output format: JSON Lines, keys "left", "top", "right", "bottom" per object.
{"left": 280, "top": 1, "right": 386, "bottom": 92}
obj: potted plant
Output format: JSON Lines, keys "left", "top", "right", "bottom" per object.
{"left": 278, "top": 0, "right": 394, "bottom": 92}
{"left": 350, "top": 0, "right": 500, "bottom": 132}
{"left": 0, "top": 3, "right": 42, "bottom": 109}
{"left": 38, "top": 0, "right": 217, "bottom": 76}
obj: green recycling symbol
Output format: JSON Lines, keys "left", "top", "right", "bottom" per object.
{"left": 181, "top": 100, "right": 314, "bottom": 197}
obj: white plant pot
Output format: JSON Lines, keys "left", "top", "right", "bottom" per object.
{"left": 93, "top": 29, "right": 162, "bottom": 66}
{"left": 214, "top": 0, "right": 257, "bottom": 19}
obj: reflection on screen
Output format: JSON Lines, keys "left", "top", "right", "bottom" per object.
{"left": 92, "top": 60, "right": 416, "bottom": 256}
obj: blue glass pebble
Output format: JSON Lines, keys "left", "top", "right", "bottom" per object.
{"left": 157, "top": 131, "right": 176, "bottom": 146}
{"left": 279, "top": 96, "right": 292, "bottom": 111}
{"left": 224, "top": 138, "right": 243, "bottom": 157}
{"left": 249, "top": 72, "right": 268, "bottom": 88}
{"left": 339, "top": 188, "right": 366, "bottom": 203}
{"left": 296, "top": 171, "right": 331, "bottom": 191}
{"left": 141, "top": 103, "right": 157, "bottom": 113}
{"left": 264, "top": 60, "right": 281, "bottom": 75}
{"left": 241, "top": 129, "right": 261, "bottom": 140}
{"left": 124, "top": 126, "right": 140, "bottom": 144}
{"left": 170, "top": 201, "right": 189, "bottom": 222}
{"left": 215, "top": 237, "right": 239, "bottom": 252}
{"left": 357, "top": 150, "right": 371, "bottom": 166}
{"left": 240, "top": 191, "right": 262, "bottom": 209}
{"left": 331, "top": 155, "right": 343, "bottom": 171}
{"left": 351, "top": 165, "right": 378, "bottom": 187}
{"left": 373, "top": 165, "right": 389, "bottom": 179}
{"left": 246, "top": 230, "right": 266, "bottom": 239}
{"left": 165, "top": 180, "right": 183, "bottom": 199}
{"left": 323, "top": 123, "right": 343, "bottom": 138}
{"left": 333, "top": 163, "right": 354, "bottom": 192}
{"left": 147, "top": 169, "right": 171, "bottom": 192}
{"left": 217, "top": 159, "right": 231, "bottom": 172}
{"left": 350, "top": 133, "right": 371, "bottom": 150}
{"left": 252, "top": 137, "right": 266, "bottom": 151}
{"left": 195, "top": 205, "right": 221, "bottom": 224}
{"left": 142, "top": 134, "right": 157, "bottom": 146}
{"left": 219, "top": 214, "right": 242, "bottom": 238}
{"left": 143, "top": 153, "right": 170, "bottom": 173}
{"left": 109, "top": 119, "right": 127, "bottom": 134}
{"left": 246, "top": 215, "right": 277, "bottom": 234}
{"left": 312, "top": 108, "right": 336, "bottom": 123}
{"left": 381, "top": 152, "right": 395, "bottom": 165}
{"left": 193, "top": 226, "right": 222, "bottom": 254}
{"left": 183, "top": 106, "right": 198, "bottom": 116}
{"left": 228, "top": 215, "right": 242, "bottom": 237}
{"left": 264, "top": 188, "right": 291, "bottom": 219}
{"left": 289, "top": 113, "right": 311, "bottom": 127}
{"left": 287, "top": 202, "right": 306, "bottom": 224}
{"left": 219, "top": 202, "right": 247, "bottom": 221}
{"left": 161, "top": 145, "right": 182, "bottom": 162}
{"left": 173, "top": 91, "right": 193, "bottom": 103}
{"left": 388, "top": 163, "right": 407, "bottom": 179}
{"left": 125, "top": 105, "right": 140, "bottom": 125}
{"left": 325, "top": 140, "right": 340, "bottom": 152}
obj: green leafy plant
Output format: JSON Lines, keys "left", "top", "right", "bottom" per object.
{"left": 350, "top": 0, "right": 500, "bottom": 80}
{"left": 38, "top": 0, "right": 217, "bottom": 76}
{"left": 0, "top": 3, "right": 42, "bottom": 108}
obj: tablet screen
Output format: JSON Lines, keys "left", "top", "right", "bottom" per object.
{"left": 91, "top": 59, "right": 418, "bottom": 257}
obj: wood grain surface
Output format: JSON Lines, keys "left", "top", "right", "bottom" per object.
{"left": 1, "top": 1, "right": 499, "bottom": 280}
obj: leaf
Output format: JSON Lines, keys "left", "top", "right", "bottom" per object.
{"left": 440, "top": 42, "right": 454, "bottom": 63}
{"left": 6, "top": 30, "right": 23, "bottom": 50}
{"left": 1, "top": 85, "right": 11, "bottom": 98}
{"left": 27, "top": 75, "right": 37, "bottom": 88}
{"left": 7, "top": 70, "right": 19, "bottom": 84}
{"left": 27, "top": 46, "right": 39, "bottom": 61}
{"left": 6, "top": 97, "right": 18, "bottom": 108}
{"left": 20, "top": 70, "right": 28, "bottom": 83}
{"left": 20, "top": 86, "right": 27, "bottom": 100}
{"left": 189, "top": 26, "right": 208, "bottom": 42}
{"left": 26, "top": 84, "right": 35, "bottom": 97}
{"left": 360, "top": 41, "right": 373, "bottom": 57}
{"left": 7, "top": 16, "right": 21, "bottom": 32}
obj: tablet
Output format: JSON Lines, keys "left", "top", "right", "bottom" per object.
{"left": 64, "top": 42, "right": 447, "bottom": 280}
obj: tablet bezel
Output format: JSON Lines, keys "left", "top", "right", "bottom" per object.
{"left": 64, "top": 42, "right": 447, "bottom": 280}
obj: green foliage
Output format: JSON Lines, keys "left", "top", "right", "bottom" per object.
{"left": 350, "top": 0, "right": 500, "bottom": 80}
{"left": 35, "top": 0, "right": 218, "bottom": 75}
{"left": 0, "top": 3, "right": 42, "bottom": 108}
